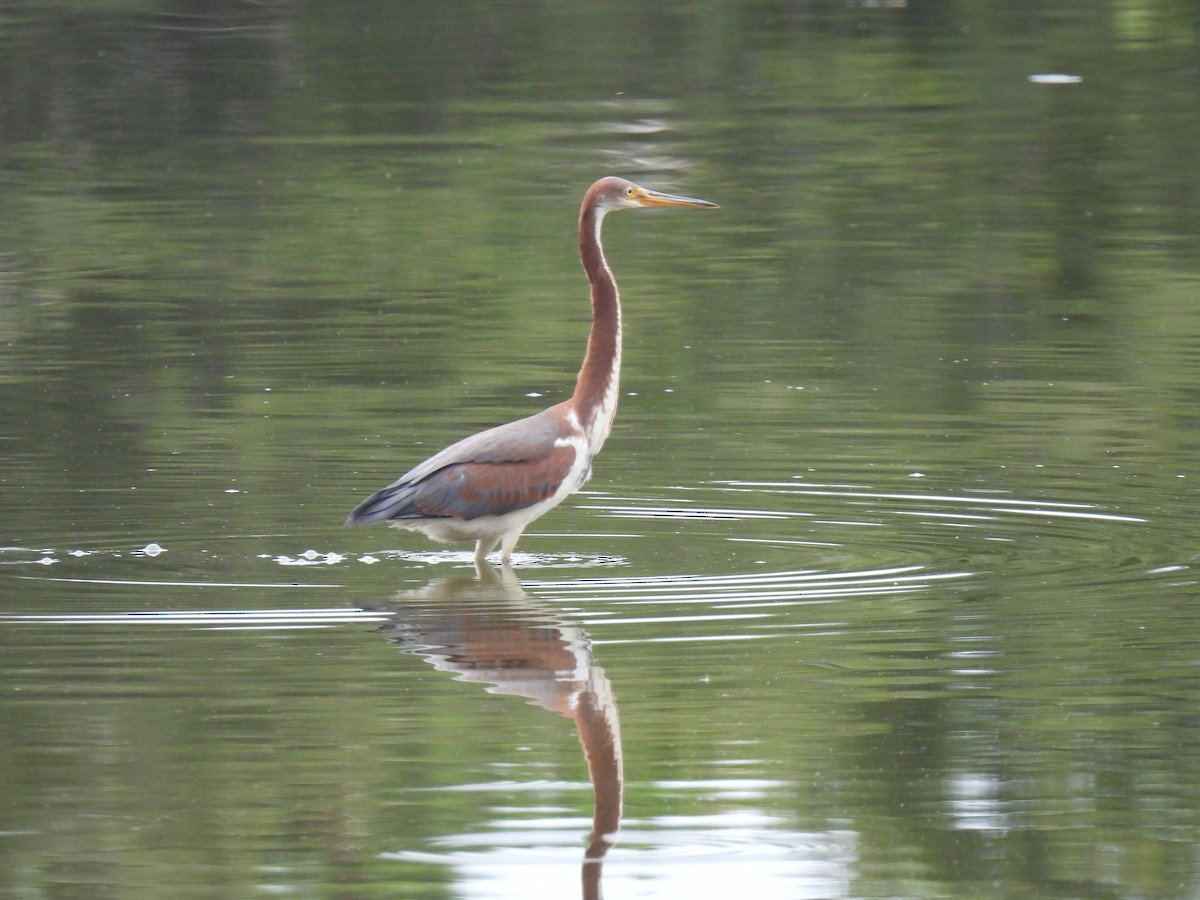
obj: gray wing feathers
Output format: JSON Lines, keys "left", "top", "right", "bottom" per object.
{"left": 347, "top": 405, "right": 577, "bottom": 525}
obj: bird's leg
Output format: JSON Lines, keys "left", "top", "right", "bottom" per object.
{"left": 473, "top": 552, "right": 519, "bottom": 585}
{"left": 498, "top": 528, "right": 524, "bottom": 563}
{"left": 474, "top": 536, "right": 500, "bottom": 566}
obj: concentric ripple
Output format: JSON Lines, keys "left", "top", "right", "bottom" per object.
{"left": 507, "top": 476, "right": 1188, "bottom": 644}
{"left": 2, "top": 477, "right": 1185, "bottom": 638}
{"left": 575, "top": 477, "right": 1172, "bottom": 587}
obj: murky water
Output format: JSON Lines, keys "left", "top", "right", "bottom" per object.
{"left": 3, "top": 3, "right": 1200, "bottom": 898}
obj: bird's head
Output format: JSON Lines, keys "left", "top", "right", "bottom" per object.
{"left": 590, "top": 176, "right": 719, "bottom": 214}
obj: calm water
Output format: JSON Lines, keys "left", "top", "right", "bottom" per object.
{"left": 2, "top": 2, "right": 1200, "bottom": 898}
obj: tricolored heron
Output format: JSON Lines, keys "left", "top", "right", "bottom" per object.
{"left": 346, "top": 176, "right": 718, "bottom": 563}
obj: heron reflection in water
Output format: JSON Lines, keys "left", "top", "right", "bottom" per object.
{"left": 348, "top": 177, "right": 717, "bottom": 563}
{"left": 369, "top": 562, "right": 621, "bottom": 900}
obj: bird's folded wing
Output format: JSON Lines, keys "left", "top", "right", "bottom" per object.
{"left": 348, "top": 443, "right": 577, "bottom": 523}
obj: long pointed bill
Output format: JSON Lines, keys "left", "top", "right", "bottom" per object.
{"left": 633, "top": 186, "right": 719, "bottom": 209}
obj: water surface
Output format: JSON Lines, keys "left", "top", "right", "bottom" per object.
{"left": 2, "top": 2, "right": 1199, "bottom": 898}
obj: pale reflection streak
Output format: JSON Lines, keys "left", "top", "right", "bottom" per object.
{"left": 367, "top": 562, "right": 622, "bottom": 900}
{"left": 584, "top": 481, "right": 1147, "bottom": 534}
{"left": 0, "top": 608, "right": 388, "bottom": 629}
{"left": 714, "top": 481, "right": 1148, "bottom": 524}
{"left": 580, "top": 503, "right": 797, "bottom": 520}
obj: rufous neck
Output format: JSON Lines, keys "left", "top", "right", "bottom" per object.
{"left": 572, "top": 204, "right": 621, "bottom": 430}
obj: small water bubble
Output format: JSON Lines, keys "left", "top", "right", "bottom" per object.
{"left": 302, "top": 549, "right": 320, "bottom": 560}
{"left": 359, "top": 555, "right": 380, "bottom": 565}
{"left": 36, "top": 556, "right": 57, "bottom": 566}
{"left": 138, "top": 543, "right": 166, "bottom": 557}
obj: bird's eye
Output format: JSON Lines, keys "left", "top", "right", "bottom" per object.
{"left": 624, "top": 186, "right": 635, "bottom": 197}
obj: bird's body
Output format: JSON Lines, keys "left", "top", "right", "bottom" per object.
{"left": 347, "top": 176, "right": 717, "bottom": 563}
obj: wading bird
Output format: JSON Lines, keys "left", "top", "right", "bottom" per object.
{"left": 346, "top": 176, "right": 718, "bottom": 563}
